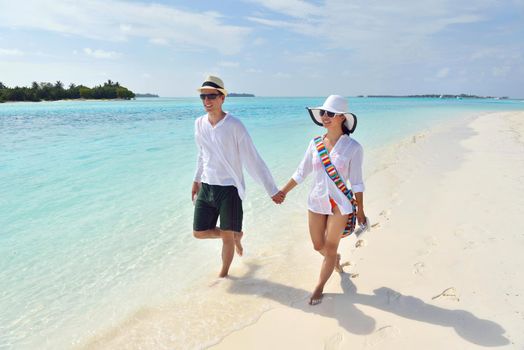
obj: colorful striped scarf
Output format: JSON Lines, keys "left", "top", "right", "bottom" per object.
{"left": 314, "top": 136, "right": 357, "bottom": 237}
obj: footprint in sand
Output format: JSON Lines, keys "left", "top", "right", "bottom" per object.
{"left": 324, "top": 332, "right": 343, "bottom": 350}
{"left": 365, "top": 325, "right": 400, "bottom": 346}
{"left": 340, "top": 260, "right": 353, "bottom": 269}
{"left": 425, "top": 236, "right": 438, "bottom": 246}
{"left": 379, "top": 209, "right": 392, "bottom": 221}
{"left": 413, "top": 262, "right": 425, "bottom": 275}
{"left": 355, "top": 239, "right": 367, "bottom": 248}
{"left": 386, "top": 290, "right": 401, "bottom": 304}
{"left": 432, "top": 287, "right": 460, "bottom": 301}
{"left": 463, "top": 240, "right": 477, "bottom": 250}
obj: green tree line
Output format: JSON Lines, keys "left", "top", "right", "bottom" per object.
{"left": 0, "top": 80, "right": 135, "bottom": 103}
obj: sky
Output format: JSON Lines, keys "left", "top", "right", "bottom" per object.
{"left": 0, "top": 0, "right": 523, "bottom": 97}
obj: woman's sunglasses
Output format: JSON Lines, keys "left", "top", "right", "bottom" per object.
{"left": 319, "top": 109, "right": 337, "bottom": 118}
{"left": 200, "top": 93, "right": 221, "bottom": 100}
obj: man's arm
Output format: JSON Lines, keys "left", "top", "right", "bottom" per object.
{"left": 192, "top": 121, "right": 203, "bottom": 201}
{"left": 238, "top": 132, "right": 279, "bottom": 198}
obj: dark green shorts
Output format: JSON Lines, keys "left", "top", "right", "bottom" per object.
{"left": 193, "top": 183, "right": 243, "bottom": 232}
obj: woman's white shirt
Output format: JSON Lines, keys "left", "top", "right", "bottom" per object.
{"left": 292, "top": 135, "right": 364, "bottom": 215}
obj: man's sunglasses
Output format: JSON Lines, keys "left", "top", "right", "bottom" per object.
{"left": 319, "top": 109, "right": 337, "bottom": 118}
{"left": 200, "top": 93, "right": 221, "bottom": 100}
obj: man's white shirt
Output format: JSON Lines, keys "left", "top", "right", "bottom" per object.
{"left": 194, "top": 112, "right": 278, "bottom": 200}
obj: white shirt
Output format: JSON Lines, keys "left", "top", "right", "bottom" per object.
{"left": 194, "top": 112, "right": 278, "bottom": 200}
{"left": 292, "top": 135, "right": 365, "bottom": 215}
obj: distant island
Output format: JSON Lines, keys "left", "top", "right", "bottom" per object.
{"left": 357, "top": 94, "right": 508, "bottom": 99}
{"left": 0, "top": 80, "right": 135, "bottom": 103}
{"left": 135, "top": 93, "right": 159, "bottom": 98}
{"left": 228, "top": 93, "right": 255, "bottom": 97}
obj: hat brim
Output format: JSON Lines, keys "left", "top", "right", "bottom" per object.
{"left": 306, "top": 108, "right": 357, "bottom": 133}
{"left": 197, "top": 86, "right": 228, "bottom": 96}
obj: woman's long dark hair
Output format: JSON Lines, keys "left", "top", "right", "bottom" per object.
{"left": 341, "top": 118, "right": 350, "bottom": 135}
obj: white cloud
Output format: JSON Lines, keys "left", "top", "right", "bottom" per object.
{"left": 274, "top": 72, "right": 291, "bottom": 78}
{"left": 287, "top": 51, "right": 326, "bottom": 64}
{"left": 218, "top": 61, "right": 240, "bottom": 68}
{"left": 252, "top": 38, "right": 268, "bottom": 46}
{"left": 0, "top": 48, "right": 24, "bottom": 56}
{"left": 492, "top": 66, "right": 510, "bottom": 77}
{"left": 247, "top": 0, "right": 320, "bottom": 19}
{"left": 436, "top": 67, "right": 450, "bottom": 78}
{"left": 83, "top": 48, "right": 121, "bottom": 59}
{"left": 248, "top": 0, "right": 488, "bottom": 64}
{"left": 150, "top": 38, "right": 169, "bottom": 46}
{"left": 0, "top": 0, "right": 251, "bottom": 55}
{"left": 142, "top": 73, "right": 152, "bottom": 79}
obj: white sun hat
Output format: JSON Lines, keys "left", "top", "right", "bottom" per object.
{"left": 307, "top": 95, "right": 357, "bottom": 133}
{"left": 197, "top": 75, "right": 228, "bottom": 96}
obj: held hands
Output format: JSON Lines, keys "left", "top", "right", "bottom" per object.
{"left": 271, "top": 190, "right": 286, "bottom": 204}
{"left": 272, "top": 179, "right": 296, "bottom": 205}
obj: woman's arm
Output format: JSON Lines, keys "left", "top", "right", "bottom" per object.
{"left": 281, "top": 178, "right": 298, "bottom": 195}
{"left": 280, "top": 140, "right": 314, "bottom": 197}
{"left": 355, "top": 191, "right": 366, "bottom": 224}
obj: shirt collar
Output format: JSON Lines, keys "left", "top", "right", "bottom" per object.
{"left": 206, "top": 112, "right": 230, "bottom": 128}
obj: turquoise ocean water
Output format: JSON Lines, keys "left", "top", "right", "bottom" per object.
{"left": 1, "top": 97, "right": 523, "bottom": 348}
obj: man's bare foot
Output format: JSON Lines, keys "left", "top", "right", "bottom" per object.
{"left": 234, "top": 231, "right": 243, "bottom": 256}
{"left": 309, "top": 286, "right": 324, "bottom": 305}
{"left": 335, "top": 253, "right": 343, "bottom": 273}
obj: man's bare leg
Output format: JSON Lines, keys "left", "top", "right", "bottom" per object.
{"left": 194, "top": 228, "right": 243, "bottom": 256}
{"left": 193, "top": 227, "right": 222, "bottom": 239}
{"left": 234, "top": 231, "right": 243, "bottom": 256}
{"left": 219, "top": 231, "right": 235, "bottom": 278}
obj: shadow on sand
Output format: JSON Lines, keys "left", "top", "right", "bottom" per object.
{"left": 227, "top": 263, "right": 509, "bottom": 347}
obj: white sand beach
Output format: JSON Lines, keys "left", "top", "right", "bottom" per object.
{"left": 210, "top": 111, "right": 524, "bottom": 349}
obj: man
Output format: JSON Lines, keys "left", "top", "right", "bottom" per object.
{"left": 192, "top": 75, "right": 285, "bottom": 278}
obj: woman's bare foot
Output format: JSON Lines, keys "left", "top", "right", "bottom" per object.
{"left": 234, "top": 231, "right": 243, "bottom": 256}
{"left": 309, "top": 286, "right": 324, "bottom": 305}
{"left": 334, "top": 254, "right": 343, "bottom": 273}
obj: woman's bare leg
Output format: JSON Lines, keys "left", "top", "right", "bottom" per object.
{"left": 310, "top": 206, "right": 348, "bottom": 305}
{"left": 309, "top": 211, "right": 342, "bottom": 272}
{"left": 308, "top": 210, "right": 328, "bottom": 253}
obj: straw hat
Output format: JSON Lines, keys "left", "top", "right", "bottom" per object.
{"left": 197, "top": 75, "right": 228, "bottom": 96}
{"left": 307, "top": 95, "right": 357, "bottom": 133}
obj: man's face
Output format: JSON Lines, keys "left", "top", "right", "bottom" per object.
{"left": 200, "top": 88, "right": 224, "bottom": 113}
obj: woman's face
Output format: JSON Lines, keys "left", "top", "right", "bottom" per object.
{"left": 320, "top": 111, "right": 345, "bottom": 131}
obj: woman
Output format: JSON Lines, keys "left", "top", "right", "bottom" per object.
{"left": 280, "top": 95, "right": 368, "bottom": 305}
